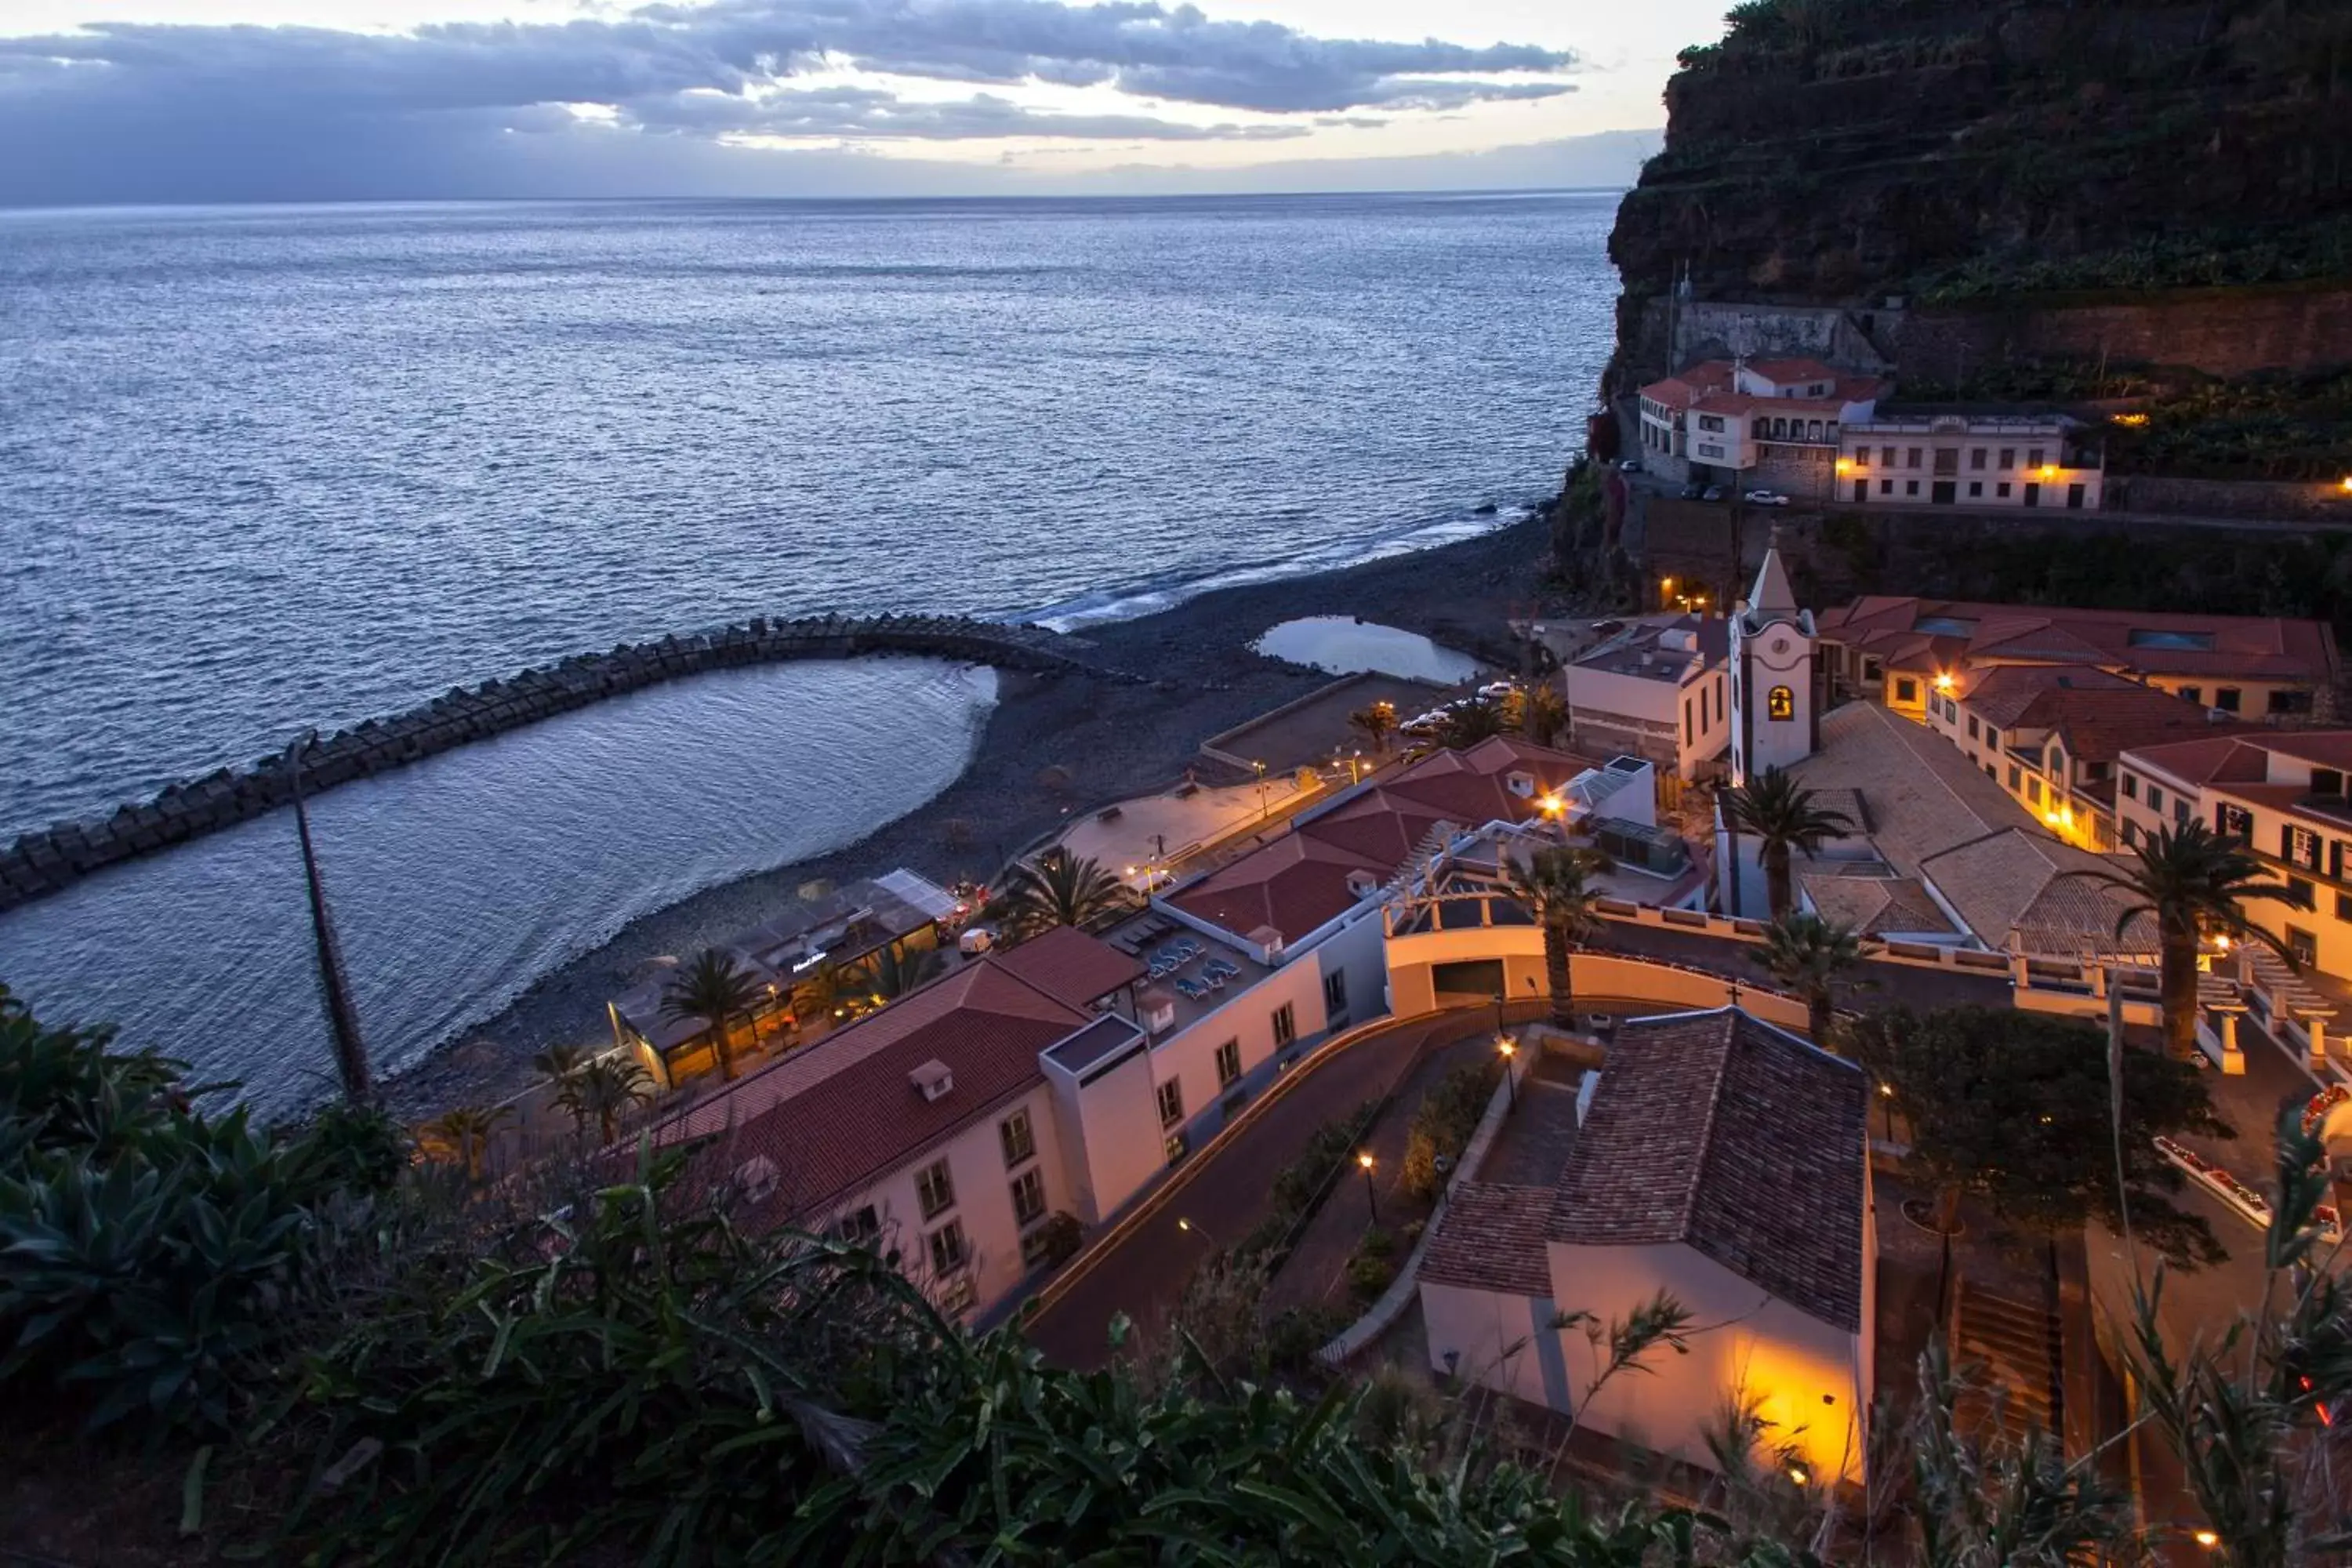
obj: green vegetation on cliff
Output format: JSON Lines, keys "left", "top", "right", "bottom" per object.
{"left": 1612, "top": 0, "right": 2351, "bottom": 316}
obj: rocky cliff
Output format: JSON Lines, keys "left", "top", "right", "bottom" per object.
{"left": 1605, "top": 0, "right": 2352, "bottom": 390}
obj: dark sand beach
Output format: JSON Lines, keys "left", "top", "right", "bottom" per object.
{"left": 386, "top": 510, "right": 1555, "bottom": 1115}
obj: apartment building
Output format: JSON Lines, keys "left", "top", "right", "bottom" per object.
{"left": 1917, "top": 664, "right": 2252, "bottom": 851}
{"left": 2116, "top": 731, "right": 2352, "bottom": 981}
{"left": 1557, "top": 613, "right": 1730, "bottom": 782}
{"left": 1835, "top": 413, "right": 2103, "bottom": 510}
{"left": 1635, "top": 357, "right": 1888, "bottom": 490}
{"left": 1818, "top": 596, "right": 2338, "bottom": 722}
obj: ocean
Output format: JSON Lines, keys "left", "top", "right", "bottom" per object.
{"left": 0, "top": 191, "right": 1616, "bottom": 1106}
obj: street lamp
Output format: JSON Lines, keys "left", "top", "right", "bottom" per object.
{"left": 1253, "top": 758, "right": 1269, "bottom": 821}
{"left": 1498, "top": 1036, "right": 1518, "bottom": 1109}
{"left": 1176, "top": 1217, "right": 1215, "bottom": 1247}
{"left": 1358, "top": 1150, "right": 1378, "bottom": 1223}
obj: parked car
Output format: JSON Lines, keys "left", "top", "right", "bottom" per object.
{"left": 1478, "top": 681, "right": 1518, "bottom": 700}
{"left": 1679, "top": 482, "right": 1704, "bottom": 499}
{"left": 1618, "top": 459, "right": 1643, "bottom": 474}
{"left": 1700, "top": 486, "right": 1726, "bottom": 503}
{"left": 1744, "top": 489, "right": 1791, "bottom": 506}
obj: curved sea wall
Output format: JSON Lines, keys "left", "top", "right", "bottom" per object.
{"left": 0, "top": 614, "right": 1134, "bottom": 914}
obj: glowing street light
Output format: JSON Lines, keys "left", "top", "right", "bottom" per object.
{"left": 2194, "top": 1531, "right": 2220, "bottom": 1550}
{"left": 1358, "top": 1150, "right": 1379, "bottom": 1222}
{"left": 1253, "top": 758, "right": 1270, "bottom": 821}
{"left": 1176, "top": 1217, "right": 1216, "bottom": 1247}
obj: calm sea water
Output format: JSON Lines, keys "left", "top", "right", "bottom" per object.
{"left": 0, "top": 193, "right": 1615, "bottom": 1103}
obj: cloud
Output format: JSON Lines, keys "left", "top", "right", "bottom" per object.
{"left": 0, "top": 0, "right": 1581, "bottom": 201}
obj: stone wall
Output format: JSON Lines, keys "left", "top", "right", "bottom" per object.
{"left": 2107, "top": 475, "right": 2352, "bottom": 523}
{"left": 1889, "top": 285, "right": 2352, "bottom": 383}
{"left": 0, "top": 615, "right": 1134, "bottom": 914}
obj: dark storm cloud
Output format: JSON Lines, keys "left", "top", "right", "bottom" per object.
{"left": 0, "top": 0, "right": 1576, "bottom": 202}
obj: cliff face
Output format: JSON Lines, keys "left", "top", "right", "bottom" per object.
{"left": 1606, "top": 0, "right": 2352, "bottom": 387}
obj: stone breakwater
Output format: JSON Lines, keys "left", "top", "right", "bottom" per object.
{"left": 0, "top": 614, "right": 1137, "bottom": 915}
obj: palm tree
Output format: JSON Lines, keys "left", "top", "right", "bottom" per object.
{"left": 865, "top": 942, "right": 946, "bottom": 1002}
{"left": 1349, "top": 700, "right": 1399, "bottom": 755}
{"left": 531, "top": 1043, "right": 588, "bottom": 1085}
{"left": 1436, "top": 697, "right": 1510, "bottom": 750}
{"left": 1719, "top": 767, "right": 1855, "bottom": 920}
{"left": 557, "top": 1056, "right": 655, "bottom": 1144}
{"left": 2062, "top": 820, "right": 2300, "bottom": 1061}
{"left": 1755, "top": 913, "right": 1865, "bottom": 1045}
{"left": 419, "top": 1105, "right": 513, "bottom": 1183}
{"left": 1519, "top": 682, "right": 1569, "bottom": 748}
{"left": 662, "top": 948, "right": 764, "bottom": 1080}
{"left": 993, "top": 847, "right": 1127, "bottom": 941}
{"left": 1505, "top": 844, "right": 1613, "bottom": 1029}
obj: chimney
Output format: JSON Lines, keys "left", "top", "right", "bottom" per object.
{"left": 909, "top": 1059, "right": 955, "bottom": 1102}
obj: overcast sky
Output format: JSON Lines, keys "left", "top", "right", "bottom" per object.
{"left": 0, "top": 0, "right": 1723, "bottom": 203}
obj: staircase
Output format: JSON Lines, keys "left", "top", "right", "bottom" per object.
{"left": 1950, "top": 1279, "right": 2060, "bottom": 1438}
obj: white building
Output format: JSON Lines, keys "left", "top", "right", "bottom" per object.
{"left": 1727, "top": 540, "right": 1818, "bottom": 784}
{"left": 1835, "top": 414, "right": 2103, "bottom": 510}
{"left": 1418, "top": 1007, "right": 1875, "bottom": 1485}
{"left": 1558, "top": 613, "right": 1731, "bottom": 782}
{"left": 1636, "top": 357, "right": 1887, "bottom": 491}
{"left": 2117, "top": 731, "right": 2352, "bottom": 985}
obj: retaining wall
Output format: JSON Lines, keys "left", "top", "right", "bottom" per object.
{"left": 0, "top": 615, "right": 1138, "bottom": 914}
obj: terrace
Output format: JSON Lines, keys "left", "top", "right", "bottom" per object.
{"left": 1098, "top": 906, "right": 1276, "bottom": 1038}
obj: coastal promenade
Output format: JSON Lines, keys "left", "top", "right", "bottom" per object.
{"left": 0, "top": 613, "right": 1145, "bottom": 914}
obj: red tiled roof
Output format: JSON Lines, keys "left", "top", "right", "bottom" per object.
{"left": 1167, "top": 737, "right": 1592, "bottom": 945}
{"left": 1958, "top": 669, "right": 2256, "bottom": 763}
{"left": 651, "top": 938, "right": 1123, "bottom": 1214}
{"left": 1548, "top": 1010, "right": 1866, "bottom": 1332}
{"left": 2125, "top": 730, "right": 2352, "bottom": 789}
{"left": 1639, "top": 361, "right": 1735, "bottom": 411}
{"left": 989, "top": 923, "right": 1145, "bottom": 1008}
{"left": 1820, "top": 597, "right": 2339, "bottom": 684}
{"left": 1955, "top": 663, "right": 2140, "bottom": 728}
{"left": 1421, "top": 1181, "right": 1553, "bottom": 1296}
{"left": 1744, "top": 356, "right": 1838, "bottom": 383}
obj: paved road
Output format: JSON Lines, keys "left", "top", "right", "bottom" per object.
{"left": 1025, "top": 1010, "right": 1461, "bottom": 1368}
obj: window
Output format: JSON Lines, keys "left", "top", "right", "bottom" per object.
{"left": 1272, "top": 1002, "right": 1297, "bottom": 1046}
{"left": 1880, "top": 445, "right": 1896, "bottom": 468}
{"left": 2027, "top": 778, "right": 2042, "bottom": 804}
{"left": 1854, "top": 447, "right": 1870, "bottom": 468}
{"left": 2217, "top": 802, "right": 2252, "bottom": 837}
{"left": 1969, "top": 448, "right": 1987, "bottom": 470}
{"left": 837, "top": 1205, "right": 880, "bottom": 1247}
{"left": 2122, "top": 820, "right": 2138, "bottom": 847}
{"left": 2122, "top": 773, "right": 2138, "bottom": 799}
{"left": 2317, "top": 768, "right": 2347, "bottom": 797}
{"left": 1863, "top": 656, "right": 1882, "bottom": 682}
{"left": 2288, "top": 879, "right": 2317, "bottom": 913}
{"left": 1699, "top": 414, "right": 1726, "bottom": 433}
{"left": 2007, "top": 764, "right": 2021, "bottom": 790}
{"left": 1998, "top": 448, "right": 2016, "bottom": 470}
{"left": 2335, "top": 891, "right": 2352, "bottom": 924}
{"left": 1156, "top": 1076, "right": 1185, "bottom": 1129}
{"left": 1751, "top": 417, "right": 1769, "bottom": 438}
{"left": 1807, "top": 419, "right": 1824, "bottom": 441}
{"left": 2085, "top": 760, "right": 2110, "bottom": 782}
{"left": 2174, "top": 797, "right": 2190, "bottom": 825}
{"left": 2028, "top": 448, "right": 2045, "bottom": 469}
{"left": 1215, "top": 1039, "right": 1241, "bottom": 1088}
{"left": 1894, "top": 677, "right": 1918, "bottom": 703}
{"left": 1907, "top": 447, "right": 1923, "bottom": 468}
{"left": 1968, "top": 481, "right": 1982, "bottom": 497}
{"left": 1684, "top": 696, "right": 1693, "bottom": 745}
{"left": 2290, "top": 926, "right": 2321, "bottom": 967}
{"left": 916, "top": 1157, "right": 955, "bottom": 1219}
{"left": 1323, "top": 969, "right": 1348, "bottom": 1017}
{"left": 1996, "top": 482, "right": 2012, "bottom": 499}
{"left": 1906, "top": 479, "right": 1920, "bottom": 495}
{"left": 1771, "top": 416, "right": 1787, "bottom": 439}
{"left": 1010, "top": 1167, "right": 1046, "bottom": 1226}
{"left": 1767, "top": 684, "right": 1794, "bottom": 720}
{"left": 1021, "top": 1224, "right": 1061, "bottom": 1269}
{"left": 1967, "top": 716, "right": 1980, "bottom": 740}
{"left": 927, "top": 1219, "right": 967, "bottom": 1276}
{"left": 1698, "top": 443, "right": 1725, "bottom": 459}
{"left": 1000, "top": 1109, "right": 1035, "bottom": 1169}
{"left": 1880, "top": 479, "right": 1893, "bottom": 495}
{"left": 2285, "top": 824, "right": 2323, "bottom": 872}
{"left": 2215, "top": 688, "right": 2241, "bottom": 713}
{"left": 2180, "top": 686, "right": 2201, "bottom": 706}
